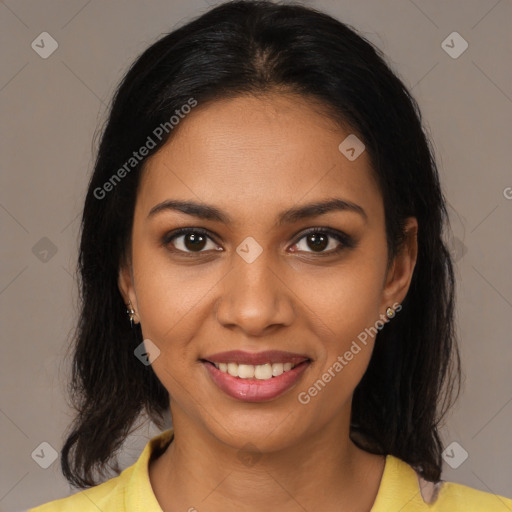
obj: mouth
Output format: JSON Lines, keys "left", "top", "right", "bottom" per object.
{"left": 203, "top": 360, "right": 304, "bottom": 379}
{"left": 200, "top": 350, "right": 311, "bottom": 402}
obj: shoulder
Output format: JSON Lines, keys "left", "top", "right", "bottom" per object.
{"left": 373, "top": 455, "right": 512, "bottom": 512}
{"left": 27, "top": 429, "right": 174, "bottom": 512}
{"left": 26, "top": 467, "right": 131, "bottom": 511}
{"left": 434, "top": 481, "right": 512, "bottom": 511}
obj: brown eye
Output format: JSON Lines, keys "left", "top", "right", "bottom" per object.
{"left": 163, "top": 228, "right": 220, "bottom": 253}
{"left": 291, "top": 228, "right": 355, "bottom": 255}
{"left": 181, "top": 232, "right": 208, "bottom": 251}
{"left": 304, "top": 232, "right": 329, "bottom": 252}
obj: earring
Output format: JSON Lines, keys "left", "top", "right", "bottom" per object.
{"left": 126, "top": 301, "right": 137, "bottom": 327}
{"left": 386, "top": 306, "right": 396, "bottom": 319}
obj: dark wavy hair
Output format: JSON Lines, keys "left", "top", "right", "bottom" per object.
{"left": 61, "top": 0, "right": 461, "bottom": 488}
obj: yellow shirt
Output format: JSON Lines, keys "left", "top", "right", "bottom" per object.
{"left": 28, "top": 428, "right": 512, "bottom": 511}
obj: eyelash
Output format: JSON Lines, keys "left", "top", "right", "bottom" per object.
{"left": 161, "top": 227, "right": 356, "bottom": 257}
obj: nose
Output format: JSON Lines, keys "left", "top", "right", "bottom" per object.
{"left": 214, "top": 253, "right": 295, "bottom": 337}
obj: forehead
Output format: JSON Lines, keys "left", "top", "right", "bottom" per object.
{"left": 137, "top": 93, "right": 383, "bottom": 225}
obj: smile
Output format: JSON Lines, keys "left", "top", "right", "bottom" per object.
{"left": 201, "top": 350, "right": 311, "bottom": 402}
{"left": 210, "top": 361, "right": 297, "bottom": 380}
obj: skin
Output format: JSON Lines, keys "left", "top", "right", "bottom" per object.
{"left": 118, "top": 92, "right": 418, "bottom": 512}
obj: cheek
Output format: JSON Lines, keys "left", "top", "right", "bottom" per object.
{"left": 298, "top": 258, "right": 385, "bottom": 348}
{"left": 131, "top": 240, "right": 214, "bottom": 344}
{"left": 130, "top": 238, "right": 228, "bottom": 403}
{"left": 294, "top": 247, "right": 386, "bottom": 401}
{"left": 296, "top": 276, "right": 383, "bottom": 418}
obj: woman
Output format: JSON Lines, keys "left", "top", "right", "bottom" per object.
{"left": 28, "top": 1, "right": 512, "bottom": 511}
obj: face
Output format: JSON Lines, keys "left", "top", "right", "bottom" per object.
{"left": 119, "top": 92, "right": 417, "bottom": 453}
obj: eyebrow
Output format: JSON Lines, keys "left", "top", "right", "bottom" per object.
{"left": 147, "top": 197, "right": 367, "bottom": 225}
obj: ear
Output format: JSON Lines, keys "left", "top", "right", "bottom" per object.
{"left": 118, "top": 257, "right": 139, "bottom": 323}
{"left": 380, "top": 217, "right": 418, "bottom": 311}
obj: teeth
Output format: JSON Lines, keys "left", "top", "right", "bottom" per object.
{"left": 238, "top": 364, "right": 255, "bottom": 378}
{"left": 272, "top": 363, "right": 284, "bottom": 377}
{"left": 212, "top": 361, "right": 299, "bottom": 380}
{"left": 227, "top": 362, "right": 238, "bottom": 377}
{"left": 254, "top": 363, "right": 272, "bottom": 380}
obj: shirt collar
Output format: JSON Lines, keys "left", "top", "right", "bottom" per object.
{"left": 125, "top": 428, "right": 174, "bottom": 512}
{"left": 371, "top": 454, "right": 429, "bottom": 511}
{"left": 123, "top": 429, "right": 426, "bottom": 511}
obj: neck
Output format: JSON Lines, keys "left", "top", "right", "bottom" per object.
{"left": 149, "top": 411, "right": 386, "bottom": 512}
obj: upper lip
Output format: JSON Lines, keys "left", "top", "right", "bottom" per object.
{"left": 202, "top": 350, "right": 310, "bottom": 366}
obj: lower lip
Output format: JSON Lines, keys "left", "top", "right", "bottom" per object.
{"left": 202, "top": 361, "right": 310, "bottom": 402}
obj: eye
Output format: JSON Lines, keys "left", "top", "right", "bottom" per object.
{"left": 162, "top": 227, "right": 356, "bottom": 256}
{"left": 290, "top": 227, "right": 354, "bottom": 255}
{"left": 162, "top": 228, "right": 221, "bottom": 254}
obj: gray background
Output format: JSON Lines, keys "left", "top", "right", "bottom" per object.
{"left": 1, "top": 0, "right": 511, "bottom": 511}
